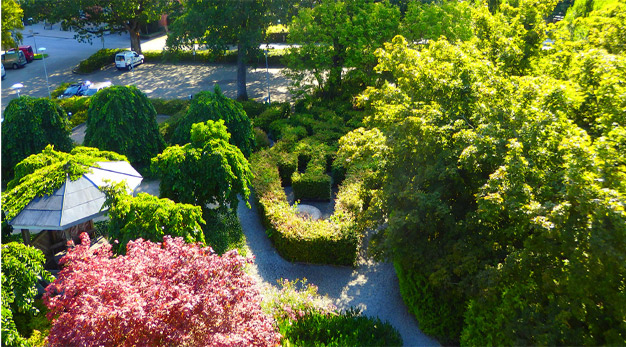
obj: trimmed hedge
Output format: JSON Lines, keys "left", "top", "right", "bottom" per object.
{"left": 250, "top": 149, "right": 360, "bottom": 266}
{"left": 142, "top": 48, "right": 287, "bottom": 66}
{"left": 292, "top": 151, "right": 331, "bottom": 201}
{"left": 280, "top": 308, "right": 402, "bottom": 347}
{"left": 76, "top": 48, "right": 126, "bottom": 73}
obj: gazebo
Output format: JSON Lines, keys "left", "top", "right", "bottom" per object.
{"left": 8, "top": 161, "right": 143, "bottom": 264}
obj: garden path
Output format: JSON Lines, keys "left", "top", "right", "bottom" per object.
{"left": 237, "top": 196, "right": 440, "bottom": 347}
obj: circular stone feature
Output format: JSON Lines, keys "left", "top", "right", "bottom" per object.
{"left": 295, "top": 204, "right": 322, "bottom": 221}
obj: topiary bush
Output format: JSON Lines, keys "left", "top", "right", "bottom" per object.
{"left": 1, "top": 96, "right": 73, "bottom": 182}
{"left": 171, "top": 86, "right": 255, "bottom": 157}
{"left": 83, "top": 85, "right": 165, "bottom": 168}
{"left": 280, "top": 308, "right": 403, "bottom": 347}
{"left": 253, "top": 103, "right": 291, "bottom": 132}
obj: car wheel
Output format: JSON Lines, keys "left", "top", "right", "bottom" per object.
{"left": 127, "top": 64, "right": 131, "bottom": 71}
{"left": 12, "top": 63, "right": 18, "bottom": 69}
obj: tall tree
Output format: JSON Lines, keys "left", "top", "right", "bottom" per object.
{"left": 1, "top": 0, "right": 24, "bottom": 49}
{"left": 47, "top": 0, "right": 173, "bottom": 53}
{"left": 166, "top": 0, "right": 273, "bottom": 100}
{"left": 286, "top": 0, "right": 400, "bottom": 97}
{"left": 1, "top": 97, "right": 73, "bottom": 182}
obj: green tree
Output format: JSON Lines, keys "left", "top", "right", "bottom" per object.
{"left": 102, "top": 183, "right": 206, "bottom": 254}
{"left": 286, "top": 0, "right": 400, "bottom": 97}
{"left": 1, "top": 96, "right": 73, "bottom": 182}
{"left": 1, "top": 0, "right": 23, "bottom": 49}
{"left": 400, "top": 0, "right": 474, "bottom": 43}
{"left": 1, "top": 243, "right": 54, "bottom": 347}
{"left": 166, "top": 0, "right": 273, "bottom": 100}
{"left": 152, "top": 120, "right": 253, "bottom": 213}
{"left": 356, "top": 34, "right": 626, "bottom": 344}
{"left": 171, "top": 86, "right": 254, "bottom": 157}
{"left": 472, "top": 0, "right": 559, "bottom": 75}
{"left": 83, "top": 86, "right": 165, "bottom": 167}
{"left": 43, "top": 0, "right": 174, "bottom": 53}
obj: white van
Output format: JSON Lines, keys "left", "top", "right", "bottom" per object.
{"left": 115, "top": 51, "right": 144, "bottom": 70}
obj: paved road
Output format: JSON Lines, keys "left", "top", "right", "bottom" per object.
{"left": 1, "top": 23, "right": 291, "bottom": 113}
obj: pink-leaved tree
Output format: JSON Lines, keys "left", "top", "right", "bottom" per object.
{"left": 43, "top": 233, "right": 280, "bottom": 347}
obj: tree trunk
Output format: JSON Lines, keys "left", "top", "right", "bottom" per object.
{"left": 327, "top": 39, "right": 344, "bottom": 97}
{"left": 236, "top": 42, "right": 248, "bottom": 101}
{"left": 128, "top": 22, "right": 142, "bottom": 54}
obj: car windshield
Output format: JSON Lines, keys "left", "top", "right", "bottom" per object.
{"left": 83, "top": 88, "right": 98, "bottom": 96}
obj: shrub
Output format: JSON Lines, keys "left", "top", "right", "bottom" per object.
{"left": 102, "top": 184, "right": 206, "bottom": 254}
{"left": 158, "top": 107, "right": 187, "bottom": 144}
{"left": 261, "top": 278, "right": 335, "bottom": 323}
{"left": 254, "top": 106, "right": 288, "bottom": 132}
{"left": 275, "top": 151, "right": 298, "bottom": 186}
{"left": 250, "top": 149, "right": 359, "bottom": 265}
{"left": 76, "top": 48, "right": 126, "bottom": 73}
{"left": 292, "top": 154, "right": 332, "bottom": 201}
{"left": 254, "top": 127, "right": 271, "bottom": 151}
{"left": 202, "top": 209, "right": 247, "bottom": 256}
{"left": 1, "top": 243, "right": 54, "bottom": 347}
{"left": 84, "top": 86, "right": 165, "bottom": 167}
{"left": 150, "top": 98, "right": 190, "bottom": 116}
{"left": 280, "top": 308, "right": 403, "bottom": 347}
{"left": 171, "top": 86, "right": 255, "bottom": 157}
{"left": 239, "top": 100, "right": 269, "bottom": 119}
{"left": 12, "top": 299, "right": 51, "bottom": 347}
{"left": 1, "top": 97, "right": 73, "bottom": 181}
{"left": 44, "top": 233, "right": 281, "bottom": 347}
{"left": 54, "top": 96, "right": 91, "bottom": 128}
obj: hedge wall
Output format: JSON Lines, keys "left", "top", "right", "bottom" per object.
{"left": 292, "top": 152, "right": 331, "bottom": 201}
{"left": 250, "top": 150, "right": 360, "bottom": 266}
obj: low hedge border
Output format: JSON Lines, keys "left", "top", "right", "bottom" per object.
{"left": 292, "top": 143, "right": 332, "bottom": 201}
{"left": 250, "top": 149, "right": 361, "bottom": 266}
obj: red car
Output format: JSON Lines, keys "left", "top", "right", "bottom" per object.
{"left": 9, "top": 45, "right": 34, "bottom": 63}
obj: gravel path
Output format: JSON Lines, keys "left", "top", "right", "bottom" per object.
{"left": 238, "top": 195, "right": 439, "bottom": 347}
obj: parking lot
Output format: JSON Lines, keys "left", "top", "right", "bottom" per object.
{"left": 1, "top": 23, "right": 291, "bottom": 113}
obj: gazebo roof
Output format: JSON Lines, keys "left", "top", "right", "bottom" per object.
{"left": 9, "top": 161, "right": 143, "bottom": 231}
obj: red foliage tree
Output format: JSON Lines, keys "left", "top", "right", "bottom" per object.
{"left": 43, "top": 233, "right": 280, "bottom": 347}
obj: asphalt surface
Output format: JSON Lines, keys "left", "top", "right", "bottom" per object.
{"left": 1, "top": 22, "right": 291, "bottom": 114}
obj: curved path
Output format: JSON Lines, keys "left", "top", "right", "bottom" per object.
{"left": 237, "top": 196, "right": 439, "bottom": 346}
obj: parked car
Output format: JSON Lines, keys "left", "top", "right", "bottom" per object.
{"left": 1, "top": 64, "right": 5, "bottom": 80}
{"left": 2, "top": 50, "right": 27, "bottom": 69}
{"left": 115, "top": 51, "right": 144, "bottom": 70}
{"left": 81, "top": 81, "right": 113, "bottom": 96}
{"left": 9, "top": 46, "right": 34, "bottom": 62}
{"left": 58, "top": 81, "right": 92, "bottom": 99}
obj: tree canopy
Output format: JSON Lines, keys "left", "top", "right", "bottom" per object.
{"left": 1, "top": 96, "right": 73, "bottom": 182}
{"left": 152, "top": 120, "right": 253, "bottom": 213}
{"left": 102, "top": 183, "right": 206, "bottom": 254}
{"left": 171, "top": 86, "right": 255, "bottom": 157}
{"left": 83, "top": 86, "right": 165, "bottom": 167}
{"left": 286, "top": 0, "right": 400, "bottom": 96}
{"left": 344, "top": 1, "right": 626, "bottom": 344}
{"left": 43, "top": 233, "right": 280, "bottom": 346}
{"left": 1, "top": 0, "right": 23, "bottom": 49}
{"left": 1, "top": 145, "right": 128, "bottom": 222}
{"left": 40, "top": 0, "right": 174, "bottom": 53}
{"left": 167, "top": 0, "right": 273, "bottom": 100}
